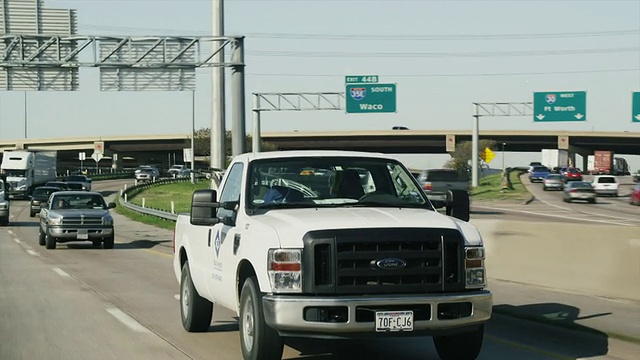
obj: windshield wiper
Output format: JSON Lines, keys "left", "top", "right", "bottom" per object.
{"left": 255, "top": 203, "right": 317, "bottom": 210}
{"left": 349, "top": 201, "right": 427, "bottom": 209}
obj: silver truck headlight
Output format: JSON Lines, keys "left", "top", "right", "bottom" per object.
{"left": 267, "top": 249, "right": 302, "bottom": 293}
{"left": 48, "top": 217, "right": 62, "bottom": 226}
{"left": 465, "top": 246, "right": 486, "bottom": 288}
{"left": 102, "top": 216, "right": 113, "bottom": 226}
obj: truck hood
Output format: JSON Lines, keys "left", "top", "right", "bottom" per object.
{"left": 48, "top": 209, "right": 112, "bottom": 218}
{"left": 251, "top": 207, "right": 482, "bottom": 247}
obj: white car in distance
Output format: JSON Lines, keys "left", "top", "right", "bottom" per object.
{"left": 591, "top": 175, "right": 619, "bottom": 197}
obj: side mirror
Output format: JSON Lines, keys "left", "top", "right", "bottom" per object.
{"left": 190, "top": 189, "right": 221, "bottom": 226}
{"left": 108, "top": 202, "right": 116, "bottom": 209}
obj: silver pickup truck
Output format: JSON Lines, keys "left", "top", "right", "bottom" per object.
{"left": 39, "top": 191, "right": 116, "bottom": 249}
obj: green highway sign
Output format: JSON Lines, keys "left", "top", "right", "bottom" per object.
{"left": 345, "top": 75, "right": 379, "bottom": 84}
{"left": 533, "top": 91, "right": 586, "bottom": 122}
{"left": 346, "top": 83, "right": 396, "bottom": 113}
{"left": 633, "top": 92, "right": 640, "bottom": 123}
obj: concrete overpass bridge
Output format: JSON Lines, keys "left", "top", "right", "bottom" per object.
{"left": 0, "top": 130, "right": 637, "bottom": 172}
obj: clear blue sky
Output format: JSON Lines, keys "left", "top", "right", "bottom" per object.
{"left": 0, "top": 0, "right": 639, "bottom": 169}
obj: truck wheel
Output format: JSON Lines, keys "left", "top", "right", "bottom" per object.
{"left": 38, "top": 228, "right": 46, "bottom": 246}
{"left": 45, "top": 234, "right": 57, "bottom": 250}
{"left": 103, "top": 235, "right": 115, "bottom": 249}
{"left": 0, "top": 216, "right": 8, "bottom": 226}
{"left": 30, "top": 211, "right": 35, "bottom": 217}
{"left": 433, "top": 325, "right": 484, "bottom": 360}
{"left": 180, "top": 261, "right": 213, "bottom": 332}
{"left": 239, "top": 276, "right": 284, "bottom": 360}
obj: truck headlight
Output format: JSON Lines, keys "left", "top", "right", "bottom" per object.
{"left": 268, "top": 249, "right": 302, "bottom": 293}
{"left": 102, "top": 216, "right": 113, "bottom": 226}
{"left": 48, "top": 217, "right": 62, "bottom": 226}
{"left": 465, "top": 246, "right": 486, "bottom": 288}
{"left": 0, "top": 202, "right": 8, "bottom": 209}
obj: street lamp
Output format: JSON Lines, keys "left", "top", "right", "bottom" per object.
{"left": 501, "top": 142, "right": 506, "bottom": 171}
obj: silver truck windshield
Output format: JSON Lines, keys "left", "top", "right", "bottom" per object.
{"left": 247, "top": 157, "right": 432, "bottom": 210}
{"left": 51, "top": 195, "right": 106, "bottom": 210}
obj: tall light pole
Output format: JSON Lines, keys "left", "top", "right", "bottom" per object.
{"left": 191, "top": 90, "right": 196, "bottom": 184}
{"left": 502, "top": 142, "right": 506, "bottom": 170}
{"left": 24, "top": 91, "right": 28, "bottom": 139}
{"left": 211, "top": 0, "right": 225, "bottom": 172}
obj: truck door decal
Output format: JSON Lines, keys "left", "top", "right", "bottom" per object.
{"left": 214, "top": 229, "right": 221, "bottom": 257}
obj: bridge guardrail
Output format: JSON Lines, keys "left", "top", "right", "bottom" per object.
{"left": 118, "top": 176, "right": 205, "bottom": 221}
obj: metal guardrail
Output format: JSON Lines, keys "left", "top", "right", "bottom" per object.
{"left": 118, "top": 176, "right": 201, "bottom": 221}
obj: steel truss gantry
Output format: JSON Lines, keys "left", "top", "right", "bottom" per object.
{"left": 471, "top": 102, "right": 533, "bottom": 187}
{"left": 251, "top": 92, "right": 346, "bottom": 152}
{"left": 1, "top": 34, "right": 243, "bottom": 68}
{"left": 1, "top": 34, "right": 245, "bottom": 91}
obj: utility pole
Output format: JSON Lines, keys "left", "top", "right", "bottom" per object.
{"left": 210, "top": 0, "right": 226, "bottom": 172}
{"left": 191, "top": 90, "right": 196, "bottom": 184}
{"left": 24, "top": 91, "right": 28, "bottom": 139}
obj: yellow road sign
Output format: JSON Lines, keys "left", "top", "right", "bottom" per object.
{"left": 483, "top": 147, "right": 495, "bottom": 163}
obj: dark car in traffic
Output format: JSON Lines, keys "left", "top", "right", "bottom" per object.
{"left": 45, "top": 181, "right": 68, "bottom": 190}
{"left": 30, "top": 186, "right": 61, "bottom": 217}
{"left": 65, "top": 175, "right": 92, "bottom": 191}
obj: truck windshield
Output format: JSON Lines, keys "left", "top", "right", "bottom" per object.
{"left": 2, "top": 170, "right": 26, "bottom": 177}
{"left": 247, "top": 157, "right": 432, "bottom": 210}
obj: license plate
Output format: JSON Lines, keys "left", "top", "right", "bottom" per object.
{"left": 375, "top": 311, "right": 413, "bottom": 332}
{"left": 77, "top": 233, "right": 89, "bottom": 240}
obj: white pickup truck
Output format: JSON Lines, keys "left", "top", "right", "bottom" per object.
{"left": 173, "top": 150, "right": 492, "bottom": 360}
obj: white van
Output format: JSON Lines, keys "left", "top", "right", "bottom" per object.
{"left": 591, "top": 175, "right": 619, "bottom": 196}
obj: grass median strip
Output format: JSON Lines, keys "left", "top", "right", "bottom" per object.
{"left": 116, "top": 180, "right": 209, "bottom": 230}
{"left": 470, "top": 172, "right": 530, "bottom": 201}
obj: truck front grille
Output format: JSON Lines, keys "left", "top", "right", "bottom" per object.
{"left": 61, "top": 218, "right": 103, "bottom": 226}
{"left": 302, "top": 228, "right": 465, "bottom": 295}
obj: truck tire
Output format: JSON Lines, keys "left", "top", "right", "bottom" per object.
{"left": 433, "top": 325, "right": 484, "bottom": 360}
{"left": 0, "top": 216, "right": 8, "bottom": 226}
{"left": 447, "top": 190, "right": 470, "bottom": 222}
{"left": 38, "top": 228, "right": 46, "bottom": 246}
{"left": 45, "top": 234, "right": 56, "bottom": 250}
{"left": 103, "top": 235, "right": 115, "bottom": 249}
{"left": 239, "top": 276, "right": 284, "bottom": 360}
{"left": 180, "top": 261, "right": 213, "bottom": 332}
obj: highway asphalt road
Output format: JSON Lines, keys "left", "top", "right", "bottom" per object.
{"left": 472, "top": 176, "right": 640, "bottom": 226}
{"left": 1, "top": 179, "right": 639, "bottom": 360}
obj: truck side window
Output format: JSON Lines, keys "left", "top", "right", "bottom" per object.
{"left": 218, "top": 163, "right": 244, "bottom": 219}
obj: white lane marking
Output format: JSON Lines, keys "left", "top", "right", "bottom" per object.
{"left": 26, "top": 250, "right": 39, "bottom": 256}
{"left": 534, "top": 195, "right": 640, "bottom": 223}
{"left": 52, "top": 267, "right": 70, "bottom": 278}
{"left": 14, "top": 238, "right": 21, "bottom": 244}
{"left": 106, "top": 308, "right": 151, "bottom": 333}
{"left": 472, "top": 205, "right": 634, "bottom": 227}
{"left": 174, "top": 294, "right": 180, "bottom": 301}
{"left": 8, "top": 230, "right": 14, "bottom": 235}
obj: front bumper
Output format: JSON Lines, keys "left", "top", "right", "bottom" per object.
{"left": 48, "top": 226, "right": 113, "bottom": 240}
{"left": 7, "top": 190, "right": 27, "bottom": 198}
{"left": 263, "top": 290, "right": 492, "bottom": 338}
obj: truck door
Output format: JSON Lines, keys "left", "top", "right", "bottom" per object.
{"left": 205, "top": 162, "right": 244, "bottom": 309}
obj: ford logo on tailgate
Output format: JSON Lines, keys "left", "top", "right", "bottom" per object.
{"left": 374, "top": 258, "right": 407, "bottom": 270}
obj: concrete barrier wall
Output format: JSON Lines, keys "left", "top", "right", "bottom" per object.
{"left": 471, "top": 219, "right": 640, "bottom": 302}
